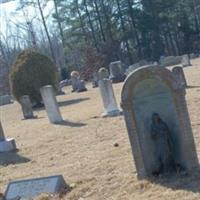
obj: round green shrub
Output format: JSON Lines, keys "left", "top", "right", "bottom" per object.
{"left": 10, "top": 50, "right": 57, "bottom": 104}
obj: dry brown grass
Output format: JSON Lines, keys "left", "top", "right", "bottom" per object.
{"left": 1, "top": 58, "right": 200, "bottom": 199}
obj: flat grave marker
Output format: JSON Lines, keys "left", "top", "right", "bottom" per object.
{"left": 4, "top": 175, "right": 68, "bottom": 200}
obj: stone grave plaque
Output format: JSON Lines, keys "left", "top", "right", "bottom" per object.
{"left": 4, "top": 175, "right": 67, "bottom": 200}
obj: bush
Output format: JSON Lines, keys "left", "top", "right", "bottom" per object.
{"left": 10, "top": 50, "right": 57, "bottom": 104}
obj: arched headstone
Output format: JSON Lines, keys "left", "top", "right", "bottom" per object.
{"left": 121, "top": 66, "right": 198, "bottom": 179}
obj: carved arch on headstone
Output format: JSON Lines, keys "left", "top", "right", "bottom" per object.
{"left": 121, "top": 66, "right": 198, "bottom": 179}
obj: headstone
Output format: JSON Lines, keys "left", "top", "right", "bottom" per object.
{"left": 4, "top": 175, "right": 68, "bottom": 200}
{"left": 181, "top": 54, "right": 192, "bottom": 67}
{"left": 98, "top": 75, "right": 121, "bottom": 117}
{"left": 92, "top": 72, "right": 99, "bottom": 88}
{"left": 19, "top": 95, "right": 35, "bottom": 119}
{"left": 121, "top": 66, "right": 198, "bottom": 179}
{"left": 76, "top": 80, "right": 87, "bottom": 92}
{"left": 40, "top": 85, "right": 63, "bottom": 124}
{"left": 160, "top": 56, "right": 182, "bottom": 67}
{"left": 0, "top": 121, "right": 16, "bottom": 152}
{"left": 70, "top": 71, "right": 80, "bottom": 92}
{"left": 0, "top": 95, "right": 11, "bottom": 106}
{"left": 172, "top": 66, "right": 187, "bottom": 88}
{"left": 109, "top": 61, "right": 126, "bottom": 83}
{"left": 98, "top": 68, "right": 109, "bottom": 80}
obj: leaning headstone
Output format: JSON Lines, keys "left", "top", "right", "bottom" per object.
{"left": 181, "top": 54, "right": 192, "bottom": 67}
{"left": 109, "top": 61, "right": 126, "bottom": 83}
{"left": 121, "top": 65, "right": 198, "bottom": 179}
{"left": 19, "top": 95, "right": 35, "bottom": 119}
{"left": 0, "top": 95, "right": 11, "bottom": 106}
{"left": 98, "top": 68, "right": 109, "bottom": 80}
{"left": 0, "top": 121, "right": 16, "bottom": 152}
{"left": 98, "top": 79, "right": 121, "bottom": 117}
{"left": 70, "top": 71, "right": 79, "bottom": 92}
{"left": 40, "top": 85, "right": 63, "bottom": 124}
{"left": 172, "top": 66, "right": 187, "bottom": 88}
{"left": 4, "top": 175, "right": 69, "bottom": 200}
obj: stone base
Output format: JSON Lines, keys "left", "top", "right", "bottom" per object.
{"left": 0, "top": 138, "right": 16, "bottom": 152}
{"left": 102, "top": 109, "right": 122, "bottom": 117}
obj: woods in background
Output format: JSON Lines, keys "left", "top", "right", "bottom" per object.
{"left": 1, "top": 0, "right": 200, "bottom": 82}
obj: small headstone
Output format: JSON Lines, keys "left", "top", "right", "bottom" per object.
{"left": 76, "top": 80, "right": 87, "bottom": 92}
{"left": 98, "top": 68, "right": 109, "bottom": 81}
{"left": 0, "top": 95, "right": 11, "bottom": 106}
{"left": 70, "top": 71, "right": 80, "bottom": 92}
{"left": 92, "top": 72, "right": 98, "bottom": 88}
{"left": 172, "top": 66, "right": 187, "bottom": 88}
{"left": 160, "top": 56, "right": 182, "bottom": 67}
{"left": 109, "top": 61, "right": 126, "bottom": 83}
{"left": 181, "top": 54, "right": 192, "bottom": 67}
{"left": 19, "top": 95, "right": 35, "bottom": 119}
{"left": 0, "top": 121, "right": 16, "bottom": 152}
{"left": 40, "top": 85, "right": 63, "bottom": 124}
{"left": 4, "top": 175, "right": 68, "bottom": 200}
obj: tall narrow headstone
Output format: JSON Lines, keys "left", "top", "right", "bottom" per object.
{"left": 0, "top": 121, "right": 16, "bottom": 152}
{"left": 172, "top": 66, "right": 187, "bottom": 88}
{"left": 40, "top": 85, "right": 63, "bottom": 124}
{"left": 19, "top": 95, "right": 35, "bottom": 119}
{"left": 181, "top": 54, "right": 192, "bottom": 67}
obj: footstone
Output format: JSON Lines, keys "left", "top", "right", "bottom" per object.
{"left": 40, "top": 85, "right": 63, "bottom": 124}
{"left": 0, "top": 122, "right": 16, "bottom": 152}
{"left": 19, "top": 95, "right": 35, "bottom": 119}
{"left": 98, "top": 79, "right": 121, "bottom": 117}
{"left": 4, "top": 175, "right": 69, "bottom": 200}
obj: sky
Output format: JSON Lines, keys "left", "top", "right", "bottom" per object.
{"left": 0, "top": 0, "right": 54, "bottom": 38}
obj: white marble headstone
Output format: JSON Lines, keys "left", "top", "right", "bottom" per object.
{"left": 4, "top": 175, "right": 67, "bottom": 200}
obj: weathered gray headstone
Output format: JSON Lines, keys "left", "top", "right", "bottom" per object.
{"left": 4, "top": 175, "right": 68, "bottom": 200}
{"left": 181, "top": 54, "right": 192, "bottom": 67}
{"left": 160, "top": 56, "right": 182, "bottom": 67}
{"left": 121, "top": 66, "right": 199, "bottom": 179}
{"left": 98, "top": 79, "right": 121, "bottom": 117}
{"left": 109, "top": 61, "right": 126, "bottom": 83}
{"left": 40, "top": 85, "right": 63, "bottom": 124}
{"left": 172, "top": 66, "right": 187, "bottom": 88}
{"left": 0, "top": 121, "right": 16, "bottom": 152}
{"left": 19, "top": 95, "right": 35, "bottom": 119}
{"left": 92, "top": 72, "right": 99, "bottom": 88}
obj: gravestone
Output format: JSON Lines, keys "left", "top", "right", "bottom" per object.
{"left": 19, "top": 95, "right": 35, "bottom": 119}
{"left": 98, "top": 68, "right": 109, "bottom": 80}
{"left": 0, "top": 95, "right": 11, "bottom": 106}
{"left": 98, "top": 69, "right": 121, "bottom": 117}
{"left": 0, "top": 121, "right": 16, "bottom": 152}
{"left": 172, "top": 66, "right": 187, "bottom": 88}
{"left": 4, "top": 175, "right": 68, "bottom": 200}
{"left": 40, "top": 85, "right": 63, "bottom": 124}
{"left": 181, "top": 54, "right": 192, "bottom": 67}
{"left": 92, "top": 72, "right": 99, "bottom": 88}
{"left": 160, "top": 56, "right": 182, "bottom": 67}
{"left": 121, "top": 65, "right": 199, "bottom": 179}
{"left": 76, "top": 80, "right": 87, "bottom": 92}
{"left": 109, "top": 61, "right": 126, "bottom": 83}
{"left": 70, "top": 71, "right": 79, "bottom": 92}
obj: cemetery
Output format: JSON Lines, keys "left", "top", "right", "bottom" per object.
{"left": 0, "top": 57, "right": 200, "bottom": 200}
{"left": 1, "top": 0, "right": 200, "bottom": 199}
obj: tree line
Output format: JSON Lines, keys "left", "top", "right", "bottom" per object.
{"left": 1, "top": 0, "right": 200, "bottom": 79}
